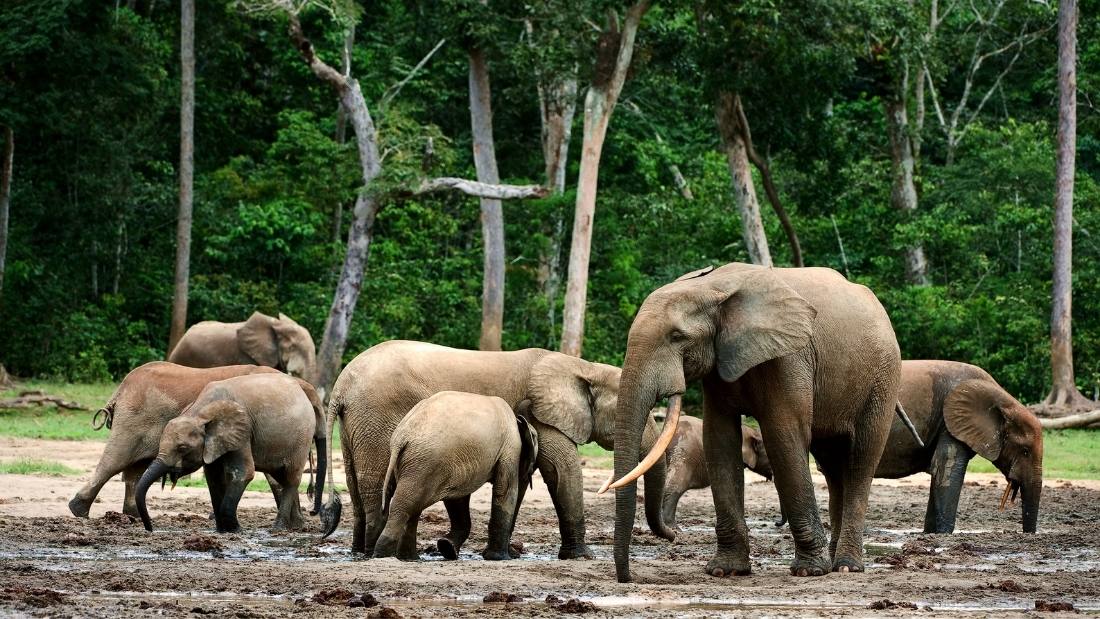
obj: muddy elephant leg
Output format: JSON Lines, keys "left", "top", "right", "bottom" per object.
{"left": 122, "top": 461, "right": 151, "bottom": 518}
{"left": 483, "top": 466, "right": 520, "bottom": 561}
{"left": 273, "top": 468, "right": 305, "bottom": 531}
{"left": 70, "top": 440, "right": 138, "bottom": 518}
{"left": 702, "top": 386, "right": 751, "bottom": 577}
{"left": 339, "top": 416, "right": 368, "bottom": 553}
{"left": 661, "top": 487, "right": 687, "bottom": 531}
{"left": 396, "top": 514, "right": 420, "bottom": 561}
{"left": 831, "top": 394, "right": 893, "bottom": 573}
{"left": 438, "top": 495, "right": 472, "bottom": 560}
{"left": 530, "top": 421, "right": 590, "bottom": 559}
{"left": 374, "top": 480, "right": 420, "bottom": 560}
{"left": 813, "top": 444, "right": 845, "bottom": 561}
{"left": 215, "top": 452, "right": 255, "bottom": 533}
{"left": 204, "top": 461, "right": 226, "bottom": 520}
{"left": 924, "top": 434, "right": 972, "bottom": 534}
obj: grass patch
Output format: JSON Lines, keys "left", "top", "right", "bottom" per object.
{"left": 579, "top": 443, "right": 613, "bottom": 469}
{"left": 0, "top": 458, "right": 82, "bottom": 476}
{"left": 0, "top": 380, "right": 117, "bottom": 441}
{"left": 968, "top": 429, "right": 1100, "bottom": 480}
{"left": 173, "top": 474, "right": 347, "bottom": 494}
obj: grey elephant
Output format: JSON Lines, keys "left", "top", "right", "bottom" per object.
{"left": 136, "top": 373, "right": 327, "bottom": 533}
{"left": 168, "top": 312, "right": 318, "bottom": 386}
{"left": 374, "top": 391, "right": 539, "bottom": 561}
{"left": 69, "top": 362, "right": 286, "bottom": 519}
{"left": 329, "top": 340, "right": 675, "bottom": 560}
{"left": 876, "top": 360, "right": 1043, "bottom": 533}
{"left": 661, "top": 416, "right": 773, "bottom": 529}
{"left": 604, "top": 263, "right": 901, "bottom": 582}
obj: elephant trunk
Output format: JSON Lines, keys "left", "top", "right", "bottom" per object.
{"left": 135, "top": 459, "right": 169, "bottom": 532}
{"left": 1021, "top": 469, "right": 1041, "bottom": 533}
{"left": 313, "top": 436, "right": 327, "bottom": 515}
{"left": 639, "top": 417, "right": 676, "bottom": 542}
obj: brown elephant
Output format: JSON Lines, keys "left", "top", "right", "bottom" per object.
{"left": 604, "top": 263, "right": 901, "bottom": 582}
{"left": 168, "top": 312, "right": 318, "bottom": 387}
{"left": 136, "top": 373, "right": 326, "bottom": 533}
{"left": 375, "top": 391, "right": 539, "bottom": 561}
{"left": 877, "top": 360, "right": 1043, "bottom": 533}
{"left": 329, "top": 340, "right": 675, "bottom": 559}
{"left": 660, "top": 416, "right": 773, "bottom": 529}
{"left": 69, "top": 362, "right": 286, "bottom": 519}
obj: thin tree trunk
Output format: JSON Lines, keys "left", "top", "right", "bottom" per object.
{"left": 113, "top": 215, "right": 125, "bottom": 295}
{"left": 0, "top": 126, "right": 12, "bottom": 299}
{"left": 332, "top": 26, "right": 354, "bottom": 246}
{"left": 168, "top": 0, "right": 195, "bottom": 355}
{"left": 287, "top": 17, "right": 383, "bottom": 394}
{"left": 715, "top": 92, "right": 771, "bottom": 267}
{"left": 469, "top": 47, "right": 505, "bottom": 351}
{"left": 1044, "top": 0, "right": 1090, "bottom": 411}
{"left": 537, "top": 74, "right": 576, "bottom": 348}
{"left": 884, "top": 67, "right": 930, "bottom": 286}
{"left": 560, "top": 1, "right": 650, "bottom": 357}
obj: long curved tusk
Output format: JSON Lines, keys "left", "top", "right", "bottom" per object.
{"left": 598, "top": 394, "right": 682, "bottom": 495}
{"left": 998, "top": 482, "right": 1011, "bottom": 511}
{"left": 597, "top": 471, "right": 615, "bottom": 495}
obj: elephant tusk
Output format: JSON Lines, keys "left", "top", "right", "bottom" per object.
{"left": 998, "top": 482, "right": 1011, "bottom": 511}
{"left": 599, "top": 394, "right": 682, "bottom": 495}
{"left": 597, "top": 471, "right": 615, "bottom": 495}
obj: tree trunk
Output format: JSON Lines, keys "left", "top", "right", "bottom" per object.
{"left": 0, "top": 126, "right": 12, "bottom": 299}
{"left": 468, "top": 47, "right": 505, "bottom": 351}
{"left": 560, "top": 1, "right": 650, "bottom": 357}
{"left": 332, "top": 26, "right": 354, "bottom": 246}
{"left": 715, "top": 92, "right": 771, "bottom": 267}
{"left": 1044, "top": 0, "right": 1090, "bottom": 412}
{"left": 537, "top": 74, "right": 576, "bottom": 348}
{"left": 884, "top": 82, "right": 930, "bottom": 286}
{"left": 168, "top": 0, "right": 195, "bottom": 355}
{"left": 287, "top": 17, "right": 383, "bottom": 395}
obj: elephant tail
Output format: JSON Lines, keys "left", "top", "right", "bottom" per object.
{"left": 895, "top": 402, "right": 925, "bottom": 448}
{"left": 91, "top": 391, "right": 120, "bottom": 431}
{"left": 381, "top": 443, "right": 403, "bottom": 517}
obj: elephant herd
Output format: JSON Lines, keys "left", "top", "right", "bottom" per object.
{"left": 71, "top": 262, "right": 1045, "bottom": 585}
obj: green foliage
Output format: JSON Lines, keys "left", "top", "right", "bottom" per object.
{"left": 969, "top": 430, "right": 1100, "bottom": 481}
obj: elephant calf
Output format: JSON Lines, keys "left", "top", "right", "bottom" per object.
{"left": 374, "top": 392, "right": 539, "bottom": 561}
{"left": 136, "top": 373, "right": 327, "bottom": 533}
{"left": 661, "top": 416, "right": 773, "bottom": 529}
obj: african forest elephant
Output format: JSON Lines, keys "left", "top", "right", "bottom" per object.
{"left": 168, "top": 312, "right": 318, "bottom": 387}
{"left": 661, "top": 416, "right": 773, "bottom": 529}
{"left": 136, "top": 373, "right": 327, "bottom": 533}
{"left": 329, "top": 340, "right": 676, "bottom": 559}
{"left": 876, "top": 360, "right": 1043, "bottom": 533}
{"left": 375, "top": 391, "right": 539, "bottom": 561}
{"left": 604, "top": 263, "right": 901, "bottom": 582}
{"left": 69, "top": 362, "right": 284, "bottom": 519}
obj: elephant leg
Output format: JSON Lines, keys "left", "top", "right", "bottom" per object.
{"left": 121, "top": 461, "right": 150, "bottom": 518}
{"left": 266, "top": 473, "right": 283, "bottom": 507}
{"left": 438, "top": 495, "right": 472, "bottom": 560}
{"left": 924, "top": 434, "right": 972, "bottom": 534}
{"left": 701, "top": 387, "right": 751, "bottom": 577}
{"left": 374, "top": 480, "right": 419, "bottom": 560}
{"left": 661, "top": 487, "right": 687, "bottom": 532}
{"left": 531, "top": 422, "right": 590, "bottom": 560}
{"left": 754, "top": 385, "right": 829, "bottom": 577}
{"left": 273, "top": 468, "right": 305, "bottom": 531}
{"left": 70, "top": 439, "right": 137, "bottom": 518}
{"left": 344, "top": 415, "right": 391, "bottom": 556}
{"left": 339, "top": 416, "right": 368, "bottom": 553}
{"left": 204, "top": 461, "right": 227, "bottom": 521}
{"left": 397, "top": 514, "right": 420, "bottom": 561}
{"left": 215, "top": 452, "right": 254, "bottom": 533}
{"left": 813, "top": 443, "right": 846, "bottom": 560}
{"left": 483, "top": 467, "right": 520, "bottom": 561}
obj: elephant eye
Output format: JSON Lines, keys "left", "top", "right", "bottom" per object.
{"left": 1022, "top": 448, "right": 1030, "bottom": 458}
{"left": 670, "top": 329, "right": 688, "bottom": 342}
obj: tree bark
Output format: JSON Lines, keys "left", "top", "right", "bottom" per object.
{"left": 413, "top": 178, "right": 548, "bottom": 199}
{"left": 537, "top": 73, "right": 576, "bottom": 348}
{"left": 0, "top": 126, "right": 12, "bottom": 299}
{"left": 332, "top": 25, "right": 354, "bottom": 245}
{"left": 1038, "top": 409, "right": 1100, "bottom": 429}
{"left": 715, "top": 91, "right": 772, "bottom": 267}
{"left": 287, "top": 16, "right": 383, "bottom": 395}
{"left": 1044, "top": 0, "right": 1091, "bottom": 412}
{"left": 168, "top": 0, "right": 195, "bottom": 355}
{"left": 560, "top": 1, "right": 650, "bottom": 357}
{"left": 468, "top": 47, "right": 505, "bottom": 351}
{"left": 884, "top": 69, "right": 930, "bottom": 286}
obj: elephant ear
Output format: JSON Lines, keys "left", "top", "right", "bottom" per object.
{"left": 675, "top": 265, "right": 717, "bottom": 281}
{"left": 943, "top": 378, "right": 1011, "bottom": 461}
{"left": 237, "top": 312, "right": 279, "bottom": 367}
{"left": 716, "top": 270, "right": 817, "bottom": 383}
{"left": 200, "top": 401, "right": 252, "bottom": 464}
{"left": 516, "top": 414, "right": 539, "bottom": 485}
{"left": 741, "top": 427, "right": 760, "bottom": 470}
{"left": 526, "top": 354, "right": 596, "bottom": 444}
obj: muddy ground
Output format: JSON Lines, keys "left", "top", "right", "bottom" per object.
{"left": 1, "top": 437, "right": 1098, "bottom": 617}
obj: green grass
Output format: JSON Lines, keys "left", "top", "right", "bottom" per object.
{"left": 0, "top": 380, "right": 117, "bottom": 440}
{"left": 0, "top": 458, "right": 82, "bottom": 476}
{"left": 172, "top": 474, "right": 347, "bottom": 494}
{"left": 968, "top": 429, "right": 1100, "bottom": 480}
{"left": 578, "top": 443, "right": 613, "bottom": 469}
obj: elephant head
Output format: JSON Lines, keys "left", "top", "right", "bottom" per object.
{"left": 136, "top": 400, "right": 249, "bottom": 531}
{"left": 604, "top": 264, "right": 816, "bottom": 581}
{"left": 525, "top": 353, "right": 675, "bottom": 541}
{"left": 514, "top": 407, "right": 540, "bottom": 486}
{"left": 237, "top": 312, "right": 318, "bottom": 386}
{"left": 943, "top": 379, "right": 1043, "bottom": 532}
{"left": 742, "top": 425, "right": 772, "bottom": 480}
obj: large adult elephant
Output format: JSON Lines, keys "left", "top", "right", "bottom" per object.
{"left": 168, "top": 312, "right": 317, "bottom": 386}
{"left": 604, "top": 263, "right": 901, "bottom": 582}
{"left": 328, "top": 340, "right": 675, "bottom": 559}
{"left": 877, "top": 360, "right": 1043, "bottom": 533}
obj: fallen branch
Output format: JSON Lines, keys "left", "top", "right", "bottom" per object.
{"left": 413, "top": 178, "right": 549, "bottom": 200}
{"left": 0, "top": 390, "right": 88, "bottom": 411}
{"left": 1038, "top": 409, "right": 1100, "bottom": 429}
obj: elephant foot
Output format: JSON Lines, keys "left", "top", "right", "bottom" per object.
{"left": 482, "top": 548, "right": 511, "bottom": 561}
{"left": 437, "top": 538, "right": 459, "bottom": 560}
{"left": 557, "top": 543, "right": 594, "bottom": 560}
{"left": 68, "top": 497, "right": 91, "bottom": 518}
{"left": 396, "top": 550, "right": 420, "bottom": 562}
{"left": 705, "top": 551, "right": 751, "bottom": 578}
{"left": 832, "top": 556, "right": 864, "bottom": 573}
{"left": 216, "top": 519, "right": 241, "bottom": 534}
{"left": 789, "top": 553, "right": 830, "bottom": 577}
{"left": 123, "top": 504, "right": 140, "bottom": 519}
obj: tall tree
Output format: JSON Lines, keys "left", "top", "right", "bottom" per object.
{"left": 1044, "top": 0, "right": 1091, "bottom": 411}
{"left": 560, "top": 0, "right": 650, "bottom": 357}
{"left": 0, "top": 126, "right": 11, "bottom": 299}
{"left": 884, "top": 62, "right": 930, "bottom": 285}
{"left": 168, "top": 0, "right": 195, "bottom": 354}
{"left": 715, "top": 91, "right": 772, "bottom": 266}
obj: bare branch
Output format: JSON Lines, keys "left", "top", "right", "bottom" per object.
{"left": 414, "top": 178, "right": 550, "bottom": 200}
{"left": 1038, "top": 409, "right": 1100, "bottom": 429}
{"left": 380, "top": 38, "right": 447, "bottom": 108}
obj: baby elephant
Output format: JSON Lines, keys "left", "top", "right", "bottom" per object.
{"left": 135, "top": 373, "right": 326, "bottom": 533}
{"left": 375, "top": 392, "right": 538, "bottom": 561}
{"left": 661, "top": 416, "right": 774, "bottom": 528}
